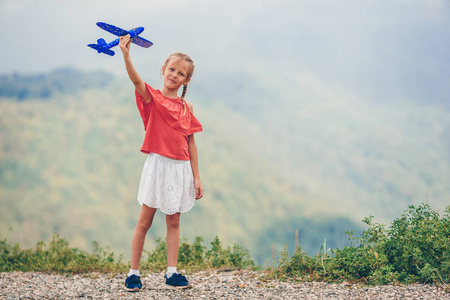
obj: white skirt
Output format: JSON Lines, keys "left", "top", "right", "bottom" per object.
{"left": 137, "top": 153, "right": 195, "bottom": 215}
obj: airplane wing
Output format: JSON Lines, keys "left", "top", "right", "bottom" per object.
{"left": 103, "top": 49, "right": 115, "bottom": 56}
{"left": 97, "top": 22, "right": 128, "bottom": 37}
{"left": 132, "top": 36, "right": 153, "bottom": 48}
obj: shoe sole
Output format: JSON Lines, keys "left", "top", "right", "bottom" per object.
{"left": 125, "top": 287, "right": 142, "bottom": 292}
{"left": 164, "top": 283, "right": 193, "bottom": 289}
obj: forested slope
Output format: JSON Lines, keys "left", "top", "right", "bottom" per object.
{"left": 1, "top": 68, "right": 448, "bottom": 264}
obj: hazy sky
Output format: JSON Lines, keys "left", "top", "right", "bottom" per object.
{"left": 1, "top": 0, "right": 449, "bottom": 105}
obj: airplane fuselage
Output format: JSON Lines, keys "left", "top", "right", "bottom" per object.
{"left": 128, "top": 27, "right": 144, "bottom": 38}
{"left": 100, "top": 27, "right": 144, "bottom": 52}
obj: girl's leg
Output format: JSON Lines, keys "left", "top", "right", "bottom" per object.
{"left": 165, "top": 212, "right": 181, "bottom": 268}
{"left": 131, "top": 204, "right": 157, "bottom": 270}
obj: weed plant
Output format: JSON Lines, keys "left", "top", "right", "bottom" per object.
{"left": 142, "top": 236, "right": 255, "bottom": 272}
{"left": 0, "top": 234, "right": 254, "bottom": 274}
{"left": 0, "top": 234, "right": 127, "bottom": 274}
{"left": 267, "top": 203, "right": 449, "bottom": 285}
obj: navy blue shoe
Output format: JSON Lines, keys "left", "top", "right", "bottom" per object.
{"left": 164, "top": 273, "right": 192, "bottom": 289}
{"left": 125, "top": 274, "right": 142, "bottom": 292}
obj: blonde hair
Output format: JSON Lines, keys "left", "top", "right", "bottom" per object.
{"left": 162, "top": 52, "right": 195, "bottom": 102}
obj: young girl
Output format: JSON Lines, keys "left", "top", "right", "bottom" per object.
{"left": 119, "top": 34, "right": 204, "bottom": 291}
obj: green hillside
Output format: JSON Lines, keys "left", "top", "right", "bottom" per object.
{"left": 196, "top": 65, "right": 450, "bottom": 216}
{"left": 1, "top": 68, "right": 448, "bottom": 264}
{"left": 0, "top": 68, "right": 113, "bottom": 100}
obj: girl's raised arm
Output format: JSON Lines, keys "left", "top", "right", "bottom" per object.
{"left": 119, "top": 35, "right": 152, "bottom": 103}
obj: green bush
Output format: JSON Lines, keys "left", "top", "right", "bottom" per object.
{"left": 0, "top": 234, "right": 126, "bottom": 273}
{"left": 268, "top": 203, "right": 450, "bottom": 285}
{"left": 269, "top": 245, "right": 317, "bottom": 280}
{"left": 383, "top": 204, "right": 450, "bottom": 283}
{"left": 326, "top": 217, "right": 390, "bottom": 284}
{"left": 1, "top": 234, "right": 255, "bottom": 274}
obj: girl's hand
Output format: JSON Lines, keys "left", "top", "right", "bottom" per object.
{"left": 194, "top": 179, "right": 204, "bottom": 200}
{"left": 119, "top": 34, "right": 131, "bottom": 57}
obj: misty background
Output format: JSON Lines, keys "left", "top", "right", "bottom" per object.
{"left": 1, "top": 0, "right": 449, "bottom": 264}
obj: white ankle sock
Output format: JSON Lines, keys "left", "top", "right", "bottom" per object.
{"left": 166, "top": 267, "right": 177, "bottom": 277}
{"left": 128, "top": 269, "right": 140, "bottom": 277}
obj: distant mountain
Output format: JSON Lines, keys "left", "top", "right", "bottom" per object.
{"left": 0, "top": 68, "right": 113, "bottom": 100}
{"left": 1, "top": 67, "right": 448, "bottom": 265}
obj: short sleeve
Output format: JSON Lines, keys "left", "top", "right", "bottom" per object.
{"left": 188, "top": 114, "right": 203, "bottom": 135}
{"left": 135, "top": 83, "right": 156, "bottom": 130}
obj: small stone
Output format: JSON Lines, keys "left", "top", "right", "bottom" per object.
{"left": 1, "top": 271, "right": 448, "bottom": 299}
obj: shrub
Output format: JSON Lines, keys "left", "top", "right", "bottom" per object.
{"left": 0, "top": 234, "right": 126, "bottom": 273}
{"left": 383, "top": 204, "right": 450, "bottom": 283}
{"left": 268, "top": 245, "right": 318, "bottom": 280}
{"left": 268, "top": 203, "right": 450, "bottom": 285}
{"left": 1, "top": 234, "right": 255, "bottom": 274}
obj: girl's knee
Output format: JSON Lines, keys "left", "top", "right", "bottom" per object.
{"left": 136, "top": 219, "right": 152, "bottom": 232}
{"left": 136, "top": 205, "right": 156, "bottom": 232}
{"left": 166, "top": 213, "right": 180, "bottom": 228}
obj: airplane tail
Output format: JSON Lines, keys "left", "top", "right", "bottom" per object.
{"left": 97, "top": 38, "right": 107, "bottom": 46}
{"left": 87, "top": 38, "right": 115, "bottom": 56}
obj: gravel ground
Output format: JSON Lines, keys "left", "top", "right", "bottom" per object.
{"left": 1, "top": 270, "right": 449, "bottom": 299}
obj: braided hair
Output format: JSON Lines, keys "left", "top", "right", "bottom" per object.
{"left": 181, "top": 84, "right": 188, "bottom": 101}
{"left": 180, "top": 84, "right": 188, "bottom": 115}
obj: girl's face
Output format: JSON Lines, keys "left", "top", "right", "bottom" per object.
{"left": 162, "top": 59, "right": 191, "bottom": 92}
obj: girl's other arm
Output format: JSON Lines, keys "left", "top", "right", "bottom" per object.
{"left": 188, "top": 134, "right": 203, "bottom": 200}
{"left": 119, "top": 35, "right": 152, "bottom": 103}
{"left": 187, "top": 102, "right": 203, "bottom": 200}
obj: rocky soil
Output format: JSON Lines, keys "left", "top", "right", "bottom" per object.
{"left": 1, "top": 270, "right": 449, "bottom": 299}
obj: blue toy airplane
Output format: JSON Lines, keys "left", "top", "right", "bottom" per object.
{"left": 88, "top": 22, "right": 153, "bottom": 56}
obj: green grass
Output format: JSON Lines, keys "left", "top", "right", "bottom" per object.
{"left": 1, "top": 203, "right": 448, "bottom": 287}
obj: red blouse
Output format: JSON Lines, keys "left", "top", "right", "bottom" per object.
{"left": 136, "top": 83, "right": 203, "bottom": 161}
